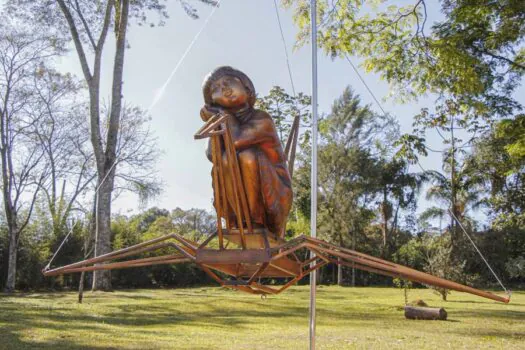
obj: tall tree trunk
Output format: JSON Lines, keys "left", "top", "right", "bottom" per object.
{"left": 337, "top": 259, "right": 343, "bottom": 286}
{"left": 450, "top": 117, "right": 457, "bottom": 245}
{"left": 351, "top": 229, "right": 356, "bottom": 287}
{"left": 381, "top": 188, "right": 388, "bottom": 251}
{"left": 92, "top": 177, "right": 114, "bottom": 291}
{"left": 5, "top": 224, "right": 18, "bottom": 292}
{"left": 337, "top": 233, "right": 343, "bottom": 286}
{"left": 1, "top": 99, "right": 16, "bottom": 292}
{"left": 78, "top": 271, "right": 85, "bottom": 303}
{"left": 1, "top": 131, "right": 19, "bottom": 292}
{"left": 80, "top": 199, "right": 96, "bottom": 299}
{"left": 89, "top": 0, "right": 129, "bottom": 291}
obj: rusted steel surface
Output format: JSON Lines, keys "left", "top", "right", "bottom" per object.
{"left": 247, "top": 262, "right": 270, "bottom": 284}
{"left": 56, "top": 257, "right": 191, "bottom": 274}
{"left": 308, "top": 241, "right": 509, "bottom": 304}
{"left": 196, "top": 249, "right": 270, "bottom": 264}
{"left": 211, "top": 135, "right": 225, "bottom": 250}
{"left": 42, "top": 239, "right": 176, "bottom": 276}
{"left": 269, "top": 255, "right": 302, "bottom": 276}
{"left": 42, "top": 228, "right": 510, "bottom": 303}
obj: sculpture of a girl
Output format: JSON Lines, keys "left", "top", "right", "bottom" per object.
{"left": 200, "top": 66, "right": 292, "bottom": 237}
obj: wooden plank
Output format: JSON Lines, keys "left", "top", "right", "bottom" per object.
{"left": 270, "top": 242, "right": 307, "bottom": 261}
{"left": 198, "top": 231, "right": 217, "bottom": 249}
{"left": 170, "top": 233, "right": 199, "bottom": 253}
{"left": 301, "top": 261, "right": 327, "bottom": 276}
{"left": 43, "top": 236, "right": 178, "bottom": 275}
{"left": 196, "top": 249, "right": 270, "bottom": 264}
{"left": 224, "top": 233, "right": 276, "bottom": 249}
{"left": 270, "top": 256, "right": 302, "bottom": 276}
{"left": 239, "top": 264, "right": 296, "bottom": 278}
{"left": 215, "top": 126, "right": 231, "bottom": 233}
{"left": 247, "top": 262, "right": 270, "bottom": 284}
{"left": 313, "top": 242, "right": 510, "bottom": 304}
{"left": 211, "top": 136, "right": 224, "bottom": 249}
{"left": 223, "top": 127, "right": 247, "bottom": 248}
{"left": 249, "top": 283, "right": 279, "bottom": 294}
{"left": 199, "top": 264, "right": 225, "bottom": 285}
{"left": 223, "top": 228, "right": 284, "bottom": 248}
{"left": 276, "top": 275, "right": 304, "bottom": 294}
{"left": 58, "top": 256, "right": 190, "bottom": 274}
{"left": 193, "top": 114, "right": 227, "bottom": 139}
{"left": 202, "top": 263, "right": 239, "bottom": 276}
{"left": 225, "top": 119, "right": 253, "bottom": 235}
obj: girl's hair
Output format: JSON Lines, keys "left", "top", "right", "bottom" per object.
{"left": 202, "top": 66, "right": 256, "bottom": 107}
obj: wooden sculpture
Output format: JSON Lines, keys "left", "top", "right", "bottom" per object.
{"left": 198, "top": 66, "right": 292, "bottom": 240}
{"left": 42, "top": 67, "right": 510, "bottom": 303}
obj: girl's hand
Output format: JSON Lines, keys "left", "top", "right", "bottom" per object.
{"left": 200, "top": 105, "right": 217, "bottom": 122}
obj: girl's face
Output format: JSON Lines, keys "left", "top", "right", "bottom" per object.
{"left": 210, "top": 75, "right": 249, "bottom": 108}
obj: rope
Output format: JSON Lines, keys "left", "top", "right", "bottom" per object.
{"left": 447, "top": 205, "right": 510, "bottom": 295}
{"left": 44, "top": 222, "right": 78, "bottom": 271}
{"left": 148, "top": 0, "right": 221, "bottom": 110}
{"left": 273, "top": 0, "right": 296, "bottom": 98}
{"left": 341, "top": 54, "right": 509, "bottom": 295}
{"left": 344, "top": 54, "right": 388, "bottom": 116}
{"left": 414, "top": 160, "right": 510, "bottom": 295}
{"left": 273, "top": 0, "right": 301, "bottom": 173}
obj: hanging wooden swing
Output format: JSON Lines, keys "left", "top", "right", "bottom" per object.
{"left": 43, "top": 111, "right": 510, "bottom": 303}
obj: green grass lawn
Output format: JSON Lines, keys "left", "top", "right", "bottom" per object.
{"left": 0, "top": 286, "right": 523, "bottom": 349}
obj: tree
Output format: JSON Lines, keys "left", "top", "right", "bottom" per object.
{"left": 171, "top": 207, "right": 215, "bottom": 242}
{"left": 466, "top": 119, "right": 525, "bottom": 224}
{"left": 0, "top": 20, "right": 64, "bottom": 292}
{"left": 373, "top": 158, "right": 421, "bottom": 254}
{"left": 321, "top": 87, "right": 416, "bottom": 261}
{"left": 9, "top": 0, "right": 218, "bottom": 290}
{"left": 295, "top": 87, "right": 402, "bottom": 285}
{"left": 496, "top": 114, "right": 525, "bottom": 160}
{"left": 110, "top": 104, "right": 162, "bottom": 206}
{"left": 398, "top": 232, "right": 465, "bottom": 301}
{"left": 398, "top": 100, "right": 486, "bottom": 245}
{"left": 110, "top": 207, "right": 214, "bottom": 288}
{"left": 256, "top": 86, "right": 311, "bottom": 146}
{"left": 31, "top": 70, "right": 96, "bottom": 240}
{"left": 464, "top": 122, "right": 525, "bottom": 284}
{"left": 282, "top": 0, "right": 524, "bottom": 117}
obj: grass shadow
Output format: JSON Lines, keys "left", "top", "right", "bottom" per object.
{"left": 1, "top": 287, "right": 524, "bottom": 349}
{"left": 0, "top": 292, "right": 70, "bottom": 300}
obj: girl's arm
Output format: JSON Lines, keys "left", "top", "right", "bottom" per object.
{"left": 233, "top": 113, "right": 276, "bottom": 150}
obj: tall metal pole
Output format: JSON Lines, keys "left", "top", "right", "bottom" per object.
{"left": 309, "top": 0, "right": 318, "bottom": 349}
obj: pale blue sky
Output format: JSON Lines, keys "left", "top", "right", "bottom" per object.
{"left": 55, "top": 1, "right": 524, "bottom": 219}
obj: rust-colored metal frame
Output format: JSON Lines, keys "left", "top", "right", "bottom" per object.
{"left": 43, "top": 231, "right": 510, "bottom": 303}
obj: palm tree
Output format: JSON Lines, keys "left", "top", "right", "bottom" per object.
{"left": 421, "top": 169, "right": 482, "bottom": 242}
{"left": 374, "top": 158, "right": 424, "bottom": 254}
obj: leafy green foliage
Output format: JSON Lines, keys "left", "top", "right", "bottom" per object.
{"left": 256, "top": 85, "right": 311, "bottom": 146}
{"left": 111, "top": 207, "right": 215, "bottom": 288}
{"left": 283, "top": 0, "right": 524, "bottom": 114}
{"left": 497, "top": 114, "right": 525, "bottom": 159}
{"left": 506, "top": 256, "right": 525, "bottom": 279}
{"left": 293, "top": 86, "right": 420, "bottom": 284}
